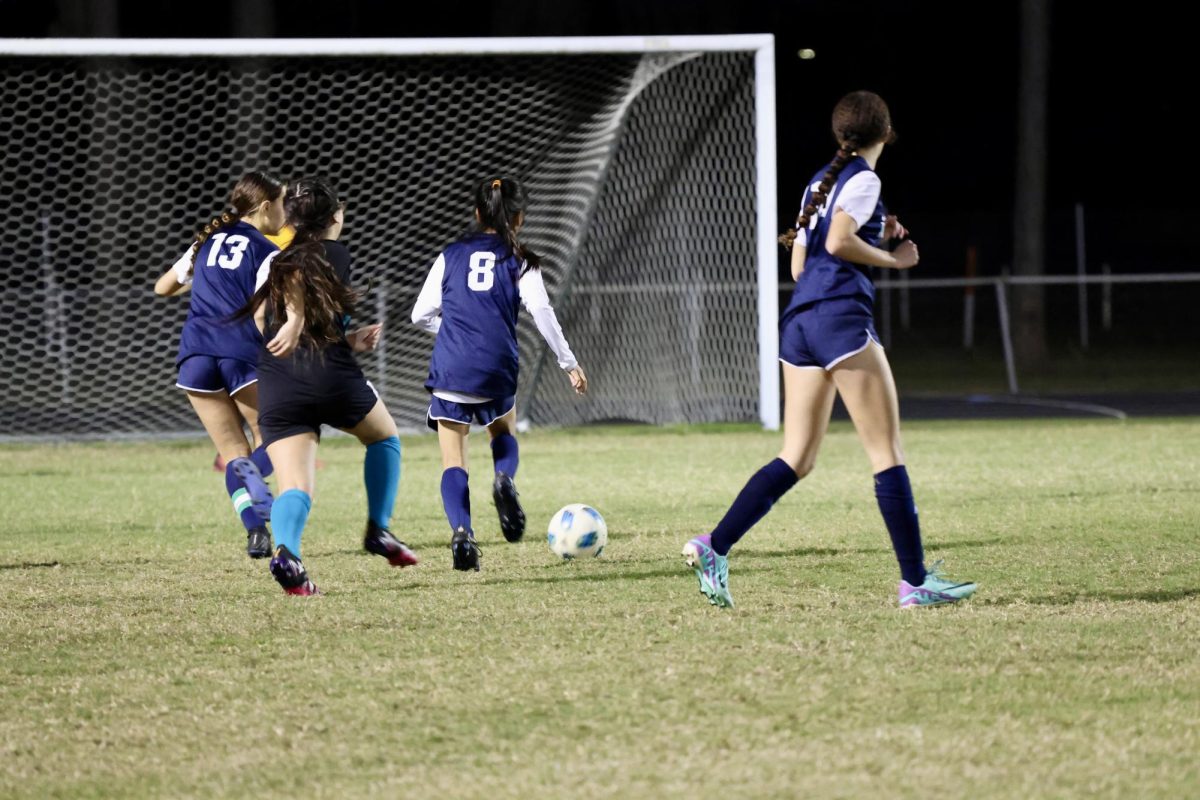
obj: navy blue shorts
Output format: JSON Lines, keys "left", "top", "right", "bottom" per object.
{"left": 176, "top": 355, "right": 257, "bottom": 395}
{"left": 427, "top": 395, "right": 516, "bottom": 431}
{"left": 257, "top": 344, "right": 380, "bottom": 447}
{"left": 779, "top": 296, "right": 881, "bottom": 370}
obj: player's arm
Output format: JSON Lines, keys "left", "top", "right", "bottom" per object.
{"left": 266, "top": 270, "right": 305, "bottom": 358}
{"left": 826, "top": 212, "right": 918, "bottom": 269}
{"left": 788, "top": 184, "right": 814, "bottom": 281}
{"left": 154, "top": 245, "right": 196, "bottom": 296}
{"left": 790, "top": 242, "right": 807, "bottom": 281}
{"left": 824, "top": 171, "right": 918, "bottom": 269}
{"left": 347, "top": 323, "right": 382, "bottom": 353}
{"left": 519, "top": 267, "right": 587, "bottom": 395}
{"left": 410, "top": 254, "right": 445, "bottom": 334}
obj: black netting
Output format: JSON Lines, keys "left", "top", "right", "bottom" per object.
{"left": 0, "top": 51, "right": 759, "bottom": 438}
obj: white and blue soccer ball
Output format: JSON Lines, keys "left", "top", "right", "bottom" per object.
{"left": 547, "top": 504, "right": 607, "bottom": 559}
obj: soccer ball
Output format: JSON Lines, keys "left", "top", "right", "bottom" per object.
{"left": 547, "top": 504, "right": 608, "bottom": 559}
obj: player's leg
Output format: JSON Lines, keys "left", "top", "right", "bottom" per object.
{"left": 228, "top": 381, "right": 274, "bottom": 556}
{"left": 831, "top": 341, "right": 975, "bottom": 607}
{"left": 342, "top": 399, "right": 417, "bottom": 568}
{"left": 437, "top": 419, "right": 479, "bottom": 571}
{"left": 264, "top": 431, "right": 320, "bottom": 595}
{"left": 185, "top": 387, "right": 271, "bottom": 555}
{"left": 683, "top": 364, "right": 835, "bottom": 608}
{"left": 486, "top": 403, "right": 524, "bottom": 542}
{"left": 231, "top": 381, "right": 273, "bottom": 476}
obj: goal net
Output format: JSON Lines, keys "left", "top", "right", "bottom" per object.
{"left": 0, "top": 36, "right": 777, "bottom": 439}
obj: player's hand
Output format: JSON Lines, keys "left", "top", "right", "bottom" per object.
{"left": 267, "top": 318, "right": 302, "bottom": 358}
{"left": 568, "top": 365, "right": 588, "bottom": 395}
{"left": 883, "top": 214, "right": 908, "bottom": 241}
{"left": 893, "top": 240, "right": 919, "bottom": 270}
{"left": 348, "top": 323, "right": 383, "bottom": 353}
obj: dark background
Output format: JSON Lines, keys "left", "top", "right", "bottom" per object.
{"left": 3, "top": 0, "right": 1192, "bottom": 280}
{"left": 4, "top": 0, "right": 1197, "bottom": 398}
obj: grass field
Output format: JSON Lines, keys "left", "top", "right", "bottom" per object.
{"left": 2, "top": 418, "right": 1198, "bottom": 798}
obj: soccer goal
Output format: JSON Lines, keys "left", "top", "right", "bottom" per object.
{"left": 0, "top": 36, "right": 778, "bottom": 439}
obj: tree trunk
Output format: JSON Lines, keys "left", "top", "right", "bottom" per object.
{"left": 1013, "top": 0, "right": 1051, "bottom": 367}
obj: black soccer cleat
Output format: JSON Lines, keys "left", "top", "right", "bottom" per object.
{"left": 246, "top": 526, "right": 272, "bottom": 559}
{"left": 492, "top": 472, "right": 526, "bottom": 543}
{"left": 269, "top": 545, "right": 319, "bottom": 596}
{"left": 363, "top": 520, "right": 419, "bottom": 567}
{"left": 450, "top": 526, "right": 481, "bottom": 572}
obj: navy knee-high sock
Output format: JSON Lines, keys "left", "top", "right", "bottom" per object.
{"left": 874, "top": 465, "right": 926, "bottom": 586}
{"left": 491, "top": 433, "right": 519, "bottom": 477}
{"left": 440, "top": 467, "right": 471, "bottom": 532}
{"left": 250, "top": 444, "right": 273, "bottom": 478}
{"left": 710, "top": 458, "right": 799, "bottom": 556}
{"left": 224, "top": 463, "right": 260, "bottom": 532}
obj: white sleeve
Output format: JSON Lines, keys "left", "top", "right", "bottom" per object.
{"left": 833, "top": 171, "right": 882, "bottom": 228}
{"left": 411, "top": 253, "right": 445, "bottom": 334}
{"left": 171, "top": 244, "right": 197, "bottom": 286}
{"left": 254, "top": 250, "right": 279, "bottom": 293}
{"left": 519, "top": 268, "right": 578, "bottom": 371}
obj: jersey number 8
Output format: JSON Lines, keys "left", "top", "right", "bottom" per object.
{"left": 468, "top": 251, "right": 496, "bottom": 292}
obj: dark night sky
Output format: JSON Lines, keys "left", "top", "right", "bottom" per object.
{"left": 2, "top": 0, "right": 1194, "bottom": 277}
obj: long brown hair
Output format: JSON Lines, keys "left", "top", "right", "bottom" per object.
{"left": 779, "top": 91, "right": 895, "bottom": 249}
{"left": 189, "top": 170, "right": 285, "bottom": 275}
{"left": 247, "top": 243, "right": 358, "bottom": 350}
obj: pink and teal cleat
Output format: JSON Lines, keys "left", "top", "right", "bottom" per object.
{"left": 269, "top": 545, "right": 320, "bottom": 596}
{"left": 899, "top": 560, "right": 976, "bottom": 608}
{"left": 682, "top": 534, "right": 734, "bottom": 608}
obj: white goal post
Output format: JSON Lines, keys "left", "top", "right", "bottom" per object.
{"left": 0, "top": 35, "right": 778, "bottom": 439}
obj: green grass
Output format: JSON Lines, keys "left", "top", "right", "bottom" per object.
{"left": 2, "top": 419, "right": 1198, "bottom": 798}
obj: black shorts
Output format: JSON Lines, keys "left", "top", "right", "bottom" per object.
{"left": 256, "top": 343, "right": 379, "bottom": 447}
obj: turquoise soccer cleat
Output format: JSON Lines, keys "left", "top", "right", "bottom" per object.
{"left": 682, "top": 534, "right": 734, "bottom": 608}
{"left": 898, "top": 560, "right": 976, "bottom": 608}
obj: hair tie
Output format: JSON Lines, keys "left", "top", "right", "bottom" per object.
{"left": 492, "top": 179, "right": 501, "bottom": 189}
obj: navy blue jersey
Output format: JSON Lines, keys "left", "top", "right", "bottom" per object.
{"left": 177, "top": 221, "right": 277, "bottom": 365}
{"left": 424, "top": 232, "right": 523, "bottom": 398}
{"left": 783, "top": 156, "right": 888, "bottom": 317}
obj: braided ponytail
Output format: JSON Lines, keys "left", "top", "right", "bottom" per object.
{"left": 187, "top": 170, "right": 285, "bottom": 276}
{"left": 779, "top": 140, "right": 859, "bottom": 250}
{"left": 779, "top": 90, "right": 894, "bottom": 250}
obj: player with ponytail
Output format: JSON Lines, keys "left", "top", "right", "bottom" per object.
{"left": 412, "top": 175, "right": 587, "bottom": 572}
{"left": 683, "top": 92, "right": 976, "bottom": 609}
{"left": 247, "top": 178, "right": 417, "bottom": 596}
{"left": 154, "top": 170, "right": 286, "bottom": 560}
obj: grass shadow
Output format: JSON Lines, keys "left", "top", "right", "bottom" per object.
{"left": 0, "top": 560, "right": 62, "bottom": 571}
{"left": 984, "top": 587, "right": 1200, "bottom": 606}
{"left": 736, "top": 537, "right": 1007, "bottom": 560}
{"left": 376, "top": 563, "right": 776, "bottom": 593}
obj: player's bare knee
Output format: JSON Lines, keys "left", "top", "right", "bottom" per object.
{"left": 779, "top": 450, "right": 815, "bottom": 479}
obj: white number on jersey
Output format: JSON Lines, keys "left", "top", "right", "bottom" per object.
{"left": 467, "top": 251, "right": 496, "bottom": 292}
{"left": 205, "top": 232, "right": 251, "bottom": 270}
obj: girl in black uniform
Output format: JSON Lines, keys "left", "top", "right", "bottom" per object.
{"left": 249, "top": 178, "right": 417, "bottom": 595}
